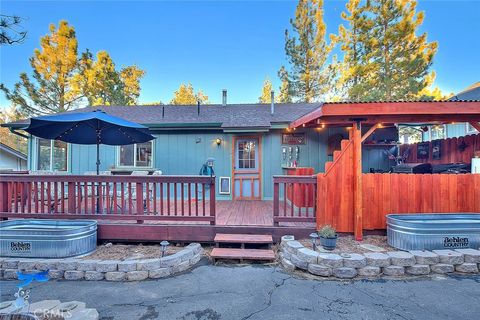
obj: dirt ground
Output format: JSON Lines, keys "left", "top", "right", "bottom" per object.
{"left": 298, "top": 235, "right": 396, "bottom": 254}
{"left": 82, "top": 243, "right": 186, "bottom": 261}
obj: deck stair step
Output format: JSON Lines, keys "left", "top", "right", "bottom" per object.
{"left": 214, "top": 233, "right": 273, "bottom": 245}
{"left": 210, "top": 248, "right": 275, "bottom": 262}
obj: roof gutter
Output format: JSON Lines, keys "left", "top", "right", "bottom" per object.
{"left": 8, "top": 127, "right": 29, "bottom": 139}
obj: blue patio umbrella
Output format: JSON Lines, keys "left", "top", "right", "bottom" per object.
{"left": 24, "top": 109, "right": 155, "bottom": 174}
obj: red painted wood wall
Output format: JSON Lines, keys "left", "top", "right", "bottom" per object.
{"left": 286, "top": 167, "right": 315, "bottom": 207}
{"left": 362, "top": 173, "right": 480, "bottom": 230}
{"left": 316, "top": 139, "right": 355, "bottom": 233}
{"left": 316, "top": 135, "right": 480, "bottom": 233}
{"left": 400, "top": 134, "right": 480, "bottom": 164}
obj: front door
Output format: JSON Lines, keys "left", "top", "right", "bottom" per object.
{"left": 233, "top": 136, "right": 261, "bottom": 200}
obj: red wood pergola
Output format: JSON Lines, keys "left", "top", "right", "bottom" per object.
{"left": 290, "top": 100, "right": 480, "bottom": 240}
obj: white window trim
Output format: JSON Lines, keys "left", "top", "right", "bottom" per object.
{"left": 34, "top": 137, "right": 69, "bottom": 172}
{"left": 116, "top": 141, "right": 155, "bottom": 169}
{"left": 466, "top": 123, "right": 478, "bottom": 135}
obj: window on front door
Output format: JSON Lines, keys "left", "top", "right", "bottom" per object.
{"left": 118, "top": 141, "right": 153, "bottom": 167}
{"left": 37, "top": 139, "right": 68, "bottom": 171}
{"left": 237, "top": 140, "right": 257, "bottom": 169}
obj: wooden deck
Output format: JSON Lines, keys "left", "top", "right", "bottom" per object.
{"left": 0, "top": 174, "right": 317, "bottom": 242}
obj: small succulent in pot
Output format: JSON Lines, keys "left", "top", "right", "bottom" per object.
{"left": 318, "top": 225, "right": 338, "bottom": 251}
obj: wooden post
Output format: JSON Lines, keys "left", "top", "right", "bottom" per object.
{"left": 136, "top": 182, "right": 144, "bottom": 224}
{"left": 0, "top": 181, "right": 8, "bottom": 216}
{"left": 273, "top": 180, "right": 279, "bottom": 226}
{"left": 209, "top": 177, "right": 216, "bottom": 225}
{"left": 67, "top": 182, "right": 76, "bottom": 213}
{"left": 353, "top": 121, "right": 363, "bottom": 241}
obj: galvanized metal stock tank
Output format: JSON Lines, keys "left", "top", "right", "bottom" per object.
{"left": 0, "top": 219, "right": 97, "bottom": 258}
{"left": 387, "top": 213, "right": 480, "bottom": 251}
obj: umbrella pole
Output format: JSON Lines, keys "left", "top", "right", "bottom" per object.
{"left": 96, "top": 134, "right": 100, "bottom": 213}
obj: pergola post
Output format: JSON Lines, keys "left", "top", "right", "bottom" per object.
{"left": 353, "top": 121, "right": 363, "bottom": 241}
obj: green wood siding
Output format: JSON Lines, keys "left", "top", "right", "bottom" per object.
{"left": 26, "top": 126, "right": 396, "bottom": 199}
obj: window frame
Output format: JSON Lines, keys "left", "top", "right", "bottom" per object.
{"left": 34, "top": 138, "right": 69, "bottom": 172}
{"left": 116, "top": 141, "right": 155, "bottom": 168}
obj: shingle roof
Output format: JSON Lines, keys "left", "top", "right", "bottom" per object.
{"left": 0, "top": 142, "right": 27, "bottom": 160}
{"left": 2, "top": 103, "right": 322, "bottom": 130}
{"left": 449, "top": 82, "right": 480, "bottom": 101}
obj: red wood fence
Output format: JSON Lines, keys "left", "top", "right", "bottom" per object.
{"left": 273, "top": 175, "right": 317, "bottom": 226}
{"left": 400, "top": 133, "right": 480, "bottom": 164}
{"left": 362, "top": 173, "right": 480, "bottom": 230}
{"left": 0, "top": 175, "right": 216, "bottom": 224}
{"left": 316, "top": 135, "right": 480, "bottom": 233}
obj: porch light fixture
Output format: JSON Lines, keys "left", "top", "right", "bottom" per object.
{"left": 160, "top": 240, "right": 169, "bottom": 257}
{"left": 215, "top": 138, "right": 222, "bottom": 146}
{"left": 309, "top": 232, "right": 319, "bottom": 251}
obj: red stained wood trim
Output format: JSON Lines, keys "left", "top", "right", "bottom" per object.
{"left": 210, "top": 248, "right": 275, "bottom": 261}
{"left": 214, "top": 233, "right": 273, "bottom": 244}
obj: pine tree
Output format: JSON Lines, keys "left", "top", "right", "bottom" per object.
{"left": 75, "top": 51, "right": 145, "bottom": 106}
{"left": 258, "top": 78, "right": 274, "bottom": 103}
{"left": 364, "top": 0, "right": 437, "bottom": 101}
{"left": 336, "top": 0, "right": 372, "bottom": 101}
{"left": 170, "top": 83, "right": 209, "bottom": 105}
{"left": 280, "top": 0, "right": 333, "bottom": 102}
{"left": 277, "top": 66, "right": 292, "bottom": 103}
{"left": 0, "top": 21, "right": 83, "bottom": 116}
{"left": 1, "top": 20, "right": 145, "bottom": 115}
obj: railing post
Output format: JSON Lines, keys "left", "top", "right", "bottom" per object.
{"left": 273, "top": 179, "right": 279, "bottom": 226}
{"left": 0, "top": 180, "right": 8, "bottom": 217}
{"left": 209, "top": 177, "right": 216, "bottom": 225}
{"left": 136, "top": 182, "right": 144, "bottom": 224}
{"left": 67, "top": 181, "right": 76, "bottom": 213}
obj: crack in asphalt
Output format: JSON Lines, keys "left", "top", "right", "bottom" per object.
{"left": 240, "top": 275, "right": 292, "bottom": 320}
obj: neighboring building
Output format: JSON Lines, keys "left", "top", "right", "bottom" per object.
{"left": 2, "top": 101, "right": 397, "bottom": 200}
{"left": 0, "top": 142, "right": 27, "bottom": 171}
{"left": 446, "top": 82, "right": 480, "bottom": 138}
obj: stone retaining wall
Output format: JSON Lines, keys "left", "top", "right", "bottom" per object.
{"left": 0, "top": 243, "right": 203, "bottom": 282}
{"left": 279, "top": 238, "right": 480, "bottom": 279}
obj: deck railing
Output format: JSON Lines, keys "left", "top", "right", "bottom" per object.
{"left": 0, "top": 174, "right": 216, "bottom": 225}
{"left": 273, "top": 175, "right": 317, "bottom": 226}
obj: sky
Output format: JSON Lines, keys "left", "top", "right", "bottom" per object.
{"left": 1, "top": 0, "right": 479, "bottom": 110}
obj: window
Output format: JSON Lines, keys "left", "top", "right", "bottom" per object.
{"left": 36, "top": 139, "right": 68, "bottom": 171}
{"left": 466, "top": 123, "right": 478, "bottom": 134}
{"left": 118, "top": 142, "right": 153, "bottom": 167}
{"left": 238, "top": 140, "right": 256, "bottom": 169}
{"left": 430, "top": 125, "right": 446, "bottom": 141}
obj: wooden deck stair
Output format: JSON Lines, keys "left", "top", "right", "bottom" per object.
{"left": 211, "top": 233, "right": 275, "bottom": 263}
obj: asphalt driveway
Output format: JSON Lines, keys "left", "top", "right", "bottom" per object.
{"left": 1, "top": 262, "right": 479, "bottom": 320}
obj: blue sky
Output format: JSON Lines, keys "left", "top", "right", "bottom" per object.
{"left": 1, "top": 0, "right": 479, "bottom": 109}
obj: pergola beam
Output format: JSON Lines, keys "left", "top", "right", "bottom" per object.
{"left": 361, "top": 123, "right": 381, "bottom": 143}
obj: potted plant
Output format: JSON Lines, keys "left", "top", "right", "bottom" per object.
{"left": 318, "top": 225, "right": 338, "bottom": 251}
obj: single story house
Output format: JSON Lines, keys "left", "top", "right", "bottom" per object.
{"left": 1, "top": 99, "right": 479, "bottom": 242}
{"left": 3, "top": 100, "right": 397, "bottom": 201}
{"left": 0, "top": 142, "right": 27, "bottom": 171}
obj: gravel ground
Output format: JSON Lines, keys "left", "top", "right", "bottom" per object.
{"left": 299, "top": 235, "right": 396, "bottom": 253}
{"left": 81, "top": 243, "right": 185, "bottom": 261}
